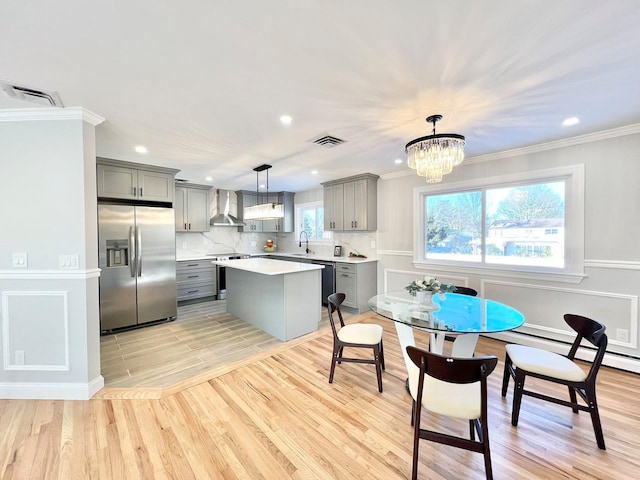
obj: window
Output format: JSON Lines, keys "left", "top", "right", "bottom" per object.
{"left": 296, "top": 201, "right": 332, "bottom": 242}
{"left": 414, "top": 165, "right": 584, "bottom": 277}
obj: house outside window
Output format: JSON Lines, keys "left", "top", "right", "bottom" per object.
{"left": 414, "top": 165, "right": 584, "bottom": 277}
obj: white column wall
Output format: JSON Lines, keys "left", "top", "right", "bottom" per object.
{"left": 0, "top": 108, "right": 104, "bottom": 399}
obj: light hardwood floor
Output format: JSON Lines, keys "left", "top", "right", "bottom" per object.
{"left": 1, "top": 310, "right": 639, "bottom": 479}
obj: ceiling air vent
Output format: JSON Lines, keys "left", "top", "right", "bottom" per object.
{"left": 1, "top": 81, "right": 64, "bottom": 107}
{"left": 308, "top": 134, "right": 346, "bottom": 148}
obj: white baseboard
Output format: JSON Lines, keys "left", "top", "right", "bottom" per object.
{"left": 0, "top": 375, "right": 105, "bottom": 400}
{"left": 489, "top": 331, "right": 640, "bottom": 374}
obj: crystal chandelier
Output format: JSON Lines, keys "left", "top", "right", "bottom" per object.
{"left": 405, "top": 114, "right": 466, "bottom": 183}
{"left": 243, "top": 164, "right": 284, "bottom": 220}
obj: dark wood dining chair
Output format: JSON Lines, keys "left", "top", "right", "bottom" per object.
{"left": 327, "top": 293, "right": 385, "bottom": 392}
{"left": 407, "top": 346, "right": 498, "bottom": 480}
{"left": 501, "top": 313, "right": 608, "bottom": 449}
{"left": 453, "top": 285, "right": 478, "bottom": 296}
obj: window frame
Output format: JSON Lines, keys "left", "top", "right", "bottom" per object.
{"left": 295, "top": 201, "right": 332, "bottom": 245}
{"left": 412, "top": 165, "right": 585, "bottom": 282}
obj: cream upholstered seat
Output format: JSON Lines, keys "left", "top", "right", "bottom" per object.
{"left": 505, "top": 345, "right": 587, "bottom": 382}
{"left": 337, "top": 323, "right": 383, "bottom": 345}
{"left": 502, "top": 313, "right": 608, "bottom": 450}
{"left": 327, "top": 293, "right": 385, "bottom": 392}
{"left": 407, "top": 346, "right": 498, "bottom": 480}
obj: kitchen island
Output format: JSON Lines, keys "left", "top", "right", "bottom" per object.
{"left": 211, "top": 257, "right": 324, "bottom": 341}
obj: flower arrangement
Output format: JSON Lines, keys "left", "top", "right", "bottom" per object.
{"left": 405, "top": 277, "right": 456, "bottom": 297}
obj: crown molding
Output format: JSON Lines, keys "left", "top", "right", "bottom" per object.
{"left": 467, "top": 123, "right": 640, "bottom": 164}
{"left": 380, "top": 123, "right": 640, "bottom": 181}
{"left": 0, "top": 107, "right": 105, "bottom": 126}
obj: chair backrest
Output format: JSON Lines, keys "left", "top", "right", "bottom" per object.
{"left": 327, "top": 292, "right": 347, "bottom": 339}
{"left": 564, "top": 313, "right": 608, "bottom": 381}
{"left": 406, "top": 346, "right": 498, "bottom": 384}
{"left": 454, "top": 286, "right": 478, "bottom": 297}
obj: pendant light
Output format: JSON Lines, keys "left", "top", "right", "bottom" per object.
{"left": 243, "top": 164, "right": 284, "bottom": 220}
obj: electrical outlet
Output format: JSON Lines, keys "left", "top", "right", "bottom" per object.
{"left": 15, "top": 350, "right": 25, "bottom": 365}
{"left": 12, "top": 252, "right": 28, "bottom": 268}
{"left": 616, "top": 328, "right": 629, "bottom": 343}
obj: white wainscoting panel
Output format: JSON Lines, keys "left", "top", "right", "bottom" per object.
{"left": 482, "top": 280, "right": 638, "bottom": 349}
{"left": 383, "top": 268, "right": 471, "bottom": 293}
{"left": 2, "top": 291, "right": 70, "bottom": 371}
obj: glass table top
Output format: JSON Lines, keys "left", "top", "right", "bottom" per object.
{"left": 368, "top": 291, "right": 525, "bottom": 334}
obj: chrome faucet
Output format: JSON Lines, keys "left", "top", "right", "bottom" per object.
{"left": 299, "top": 230, "right": 310, "bottom": 254}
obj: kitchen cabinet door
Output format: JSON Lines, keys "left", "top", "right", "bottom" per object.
{"left": 175, "top": 184, "right": 210, "bottom": 232}
{"left": 323, "top": 183, "right": 344, "bottom": 231}
{"left": 97, "top": 158, "right": 178, "bottom": 203}
{"left": 236, "top": 191, "right": 262, "bottom": 232}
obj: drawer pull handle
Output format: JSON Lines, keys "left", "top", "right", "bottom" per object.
{"left": 188, "top": 290, "right": 199, "bottom": 294}
{"left": 187, "top": 275, "right": 199, "bottom": 278}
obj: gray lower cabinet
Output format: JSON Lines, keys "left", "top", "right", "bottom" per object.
{"left": 335, "top": 261, "right": 377, "bottom": 313}
{"left": 177, "top": 260, "right": 216, "bottom": 303}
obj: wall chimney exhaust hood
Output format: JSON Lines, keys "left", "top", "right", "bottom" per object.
{"left": 210, "top": 189, "right": 246, "bottom": 227}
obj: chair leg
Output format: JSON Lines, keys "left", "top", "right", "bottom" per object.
{"left": 482, "top": 420, "right": 493, "bottom": 480}
{"left": 501, "top": 353, "right": 512, "bottom": 397}
{"left": 373, "top": 345, "right": 383, "bottom": 393}
{"left": 337, "top": 346, "right": 344, "bottom": 364}
{"left": 511, "top": 369, "right": 526, "bottom": 426}
{"left": 380, "top": 340, "right": 385, "bottom": 370}
{"left": 411, "top": 400, "right": 415, "bottom": 427}
{"left": 411, "top": 401, "right": 422, "bottom": 480}
{"left": 586, "top": 387, "right": 606, "bottom": 450}
{"left": 469, "top": 420, "right": 475, "bottom": 441}
{"left": 329, "top": 344, "right": 339, "bottom": 384}
{"left": 568, "top": 386, "right": 579, "bottom": 413}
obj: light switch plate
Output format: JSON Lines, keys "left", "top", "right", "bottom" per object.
{"left": 59, "top": 254, "right": 79, "bottom": 269}
{"left": 12, "top": 252, "right": 28, "bottom": 268}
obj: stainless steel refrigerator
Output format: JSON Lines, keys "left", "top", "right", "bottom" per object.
{"left": 98, "top": 204, "right": 177, "bottom": 332}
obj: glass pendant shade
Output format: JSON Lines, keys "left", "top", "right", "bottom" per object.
{"left": 244, "top": 202, "right": 284, "bottom": 220}
{"left": 405, "top": 115, "right": 465, "bottom": 183}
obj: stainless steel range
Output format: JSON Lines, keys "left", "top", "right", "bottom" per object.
{"left": 207, "top": 253, "right": 250, "bottom": 299}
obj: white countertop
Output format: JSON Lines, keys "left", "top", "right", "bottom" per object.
{"left": 254, "top": 252, "right": 378, "bottom": 264}
{"left": 210, "top": 257, "right": 324, "bottom": 275}
{"left": 177, "top": 251, "right": 377, "bottom": 263}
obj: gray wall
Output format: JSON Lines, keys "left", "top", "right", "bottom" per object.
{"left": 0, "top": 108, "right": 104, "bottom": 399}
{"left": 376, "top": 129, "right": 640, "bottom": 371}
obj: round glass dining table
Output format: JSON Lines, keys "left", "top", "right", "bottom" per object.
{"left": 368, "top": 291, "right": 525, "bottom": 377}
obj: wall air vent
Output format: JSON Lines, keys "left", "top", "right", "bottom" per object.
{"left": 0, "top": 81, "right": 64, "bottom": 107}
{"left": 308, "top": 134, "right": 346, "bottom": 148}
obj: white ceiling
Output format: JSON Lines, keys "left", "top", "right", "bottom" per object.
{"left": 2, "top": 1, "right": 640, "bottom": 192}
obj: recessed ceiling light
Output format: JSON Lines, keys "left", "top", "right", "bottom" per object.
{"left": 280, "top": 115, "right": 292, "bottom": 126}
{"left": 311, "top": 170, "right": 318, "bottom": 175}
{"left": 394, "top": 158, "right": 403, "bottom": 164}
{"left": 205, "top": 176, "right": 213, "bottom": 182}
{"left": 134, "top": 145, "right": 148, "bottom": 154}
{"left": 562, "top": 116, "right": 580, "bottom": 126}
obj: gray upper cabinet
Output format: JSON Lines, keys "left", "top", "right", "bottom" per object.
{"left": 175, "top": 183, "right": 211, "bottom": 232}
{"left": 236, "top": 190, "right": 295, "bottom": 233}
{"left": 97, "top": 158, "right": 179, "bottom": 203}
{"left": 322, "top": 173, "right": 378, "bottom": 231}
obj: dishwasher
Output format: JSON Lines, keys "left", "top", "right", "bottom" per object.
{"left": 310, "top": 260, "right": 335, "bottom": 306}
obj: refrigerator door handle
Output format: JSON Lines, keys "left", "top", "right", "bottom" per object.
{"left": 129, "top": 225, "right": 137, "bottom": 277}
{"left": 137, "top": 226, "right": 143, "bottom": 276}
